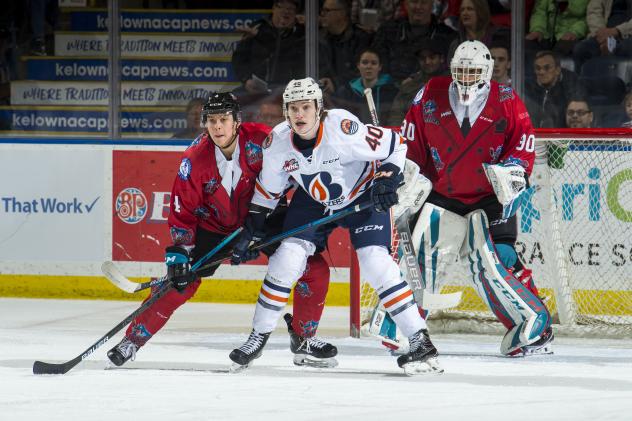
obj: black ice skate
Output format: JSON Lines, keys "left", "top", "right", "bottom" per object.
{"left": 107, "top": 337, "right": 138, "bottom": 367}
{"left": 284, "top": 313, "right": 338, "bottom": 368}
{"left": 396, "top": 329, "right": 443, "bottom": 376}
{"left": 519, "top": 326, "right": 554, "bottom": 356}
{"left": 229, "top": 329, "right": 271, "bottom": 373}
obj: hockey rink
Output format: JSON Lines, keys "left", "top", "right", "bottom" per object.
{"left": 1, "top": 298, "right": 632, "bottom": 420}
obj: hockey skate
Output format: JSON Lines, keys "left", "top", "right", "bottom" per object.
{"left": 229, "top": 330, "right": 271, "bottom": 373}
{"left": 509, "top": 326, "right": 554, "bottom": 357}
{"left": 396, "top": 329, "right": 443, "bottom": 376}
{"left": 107, "top": 337, "right": 138, "bottom": 367}
{"left": 284, "top": 313, "right": 338, "bottom": 368}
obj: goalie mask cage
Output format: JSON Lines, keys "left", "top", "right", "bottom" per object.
{"left": 350, "top": 129, "right": 632, "bottom": 338}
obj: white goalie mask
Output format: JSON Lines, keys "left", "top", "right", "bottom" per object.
{"left": 282, "top": 77, "right": 323, "bottom": 120}
{"left": 450, "top": 40, "right": 494, "bottom": 106}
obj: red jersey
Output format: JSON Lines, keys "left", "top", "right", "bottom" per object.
{"left": 167, "top": 122, "right": 271, "bottom": 246}
{"left": 402, "top": 76, "right": 535, "bottom": 205}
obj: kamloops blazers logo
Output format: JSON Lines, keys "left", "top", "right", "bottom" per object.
{"left": 116, "top": 187, "right": 147, "bottom": 224}
{"left": 283, "top": 158, "right": 299, "bottom": 172}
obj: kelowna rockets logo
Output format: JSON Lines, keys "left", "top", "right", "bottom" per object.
{"left": 301, "top": 172, "right": 343, "bottom": 204}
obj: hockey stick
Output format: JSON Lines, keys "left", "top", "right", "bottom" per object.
{"left": 101, "top": 227, "right": 244, "bottom": 294}
{"left": 363, "top": 88, "right": 461, "bottom": 310}
{"left": 103, "top": 201, "right": 374, "bottom": 293}
{"left": 32, "top": 228, "right": 241, "bottom": 375}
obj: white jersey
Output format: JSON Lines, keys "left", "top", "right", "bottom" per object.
{"left": 252, "top": 109, "right": 407, "bottom": 211}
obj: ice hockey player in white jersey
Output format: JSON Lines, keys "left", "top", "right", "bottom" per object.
{"left": 228, "top": 77, "right": 442, "bottom": 375}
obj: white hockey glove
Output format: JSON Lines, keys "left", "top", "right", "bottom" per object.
{"left": 483, "top": 162, "right": 527, "bottom": 219}
{"left": 392, "top": 159, "right": 432, "bottom": 222}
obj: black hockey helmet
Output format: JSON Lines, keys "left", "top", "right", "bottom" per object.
{"left": 201, "top": 92, "right": 242, "bottom": 127}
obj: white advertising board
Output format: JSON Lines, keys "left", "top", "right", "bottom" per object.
{"left": 0, "top": 146, "right": 105, "bottom": 261}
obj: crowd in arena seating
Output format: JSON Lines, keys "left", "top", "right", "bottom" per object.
{"left": 0, "top": 0, "right": 631, "bottom": 136}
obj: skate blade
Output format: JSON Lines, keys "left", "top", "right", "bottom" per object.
{"left": 402, "top": 357, "right": 444, "bottom": 376}
{"left": 229, "top": 362, "right": 252, "bottom": 373}
{"left": 523, "top": 343, "right": 554, "bottom": 356}
{"left": 293, "top": 354, "right": 339, "bottom": 368}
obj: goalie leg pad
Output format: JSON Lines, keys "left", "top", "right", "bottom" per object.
{"left": 465, "top": 210, "right": 551, "bottom": 355}
{"left": 411, "top": 203, "right": 468, "bottom": 293}
{"left": 253, "top": 238, "right": 315, "bottom": 333}
{"left": 356, "top": 245, "right": 425, "bottom": 336}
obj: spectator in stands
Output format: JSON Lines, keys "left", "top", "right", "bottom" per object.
{"left": 623, "top": 92, "right": 632, "bottom": 127}
{"left": 320, "top": 0, "right": 373, "bottom": 92}
{"left": 232, "top": 0, "right": 332, "bottom": 96}
{"left": 256, "top": 98, "right": 285, "bottom": 128}
{"left": 565, "top": 97, "right": 594, "bottom": 128}
{"left": 573, "top": 0, "right": 632, "bottom": 72}
{"left": 386, "top": 37, "right": 449, "bottom": 126}
{"left": 490, "top": 42, "right": 511, "bottom": 85}
{"left": 351, "top": 0, "right": 404, "bottom": 32}
{"left": 30, "top": 0, "right": 59, "bottom": 56}
{"left": 333, "top": 48, "right": 398, "bottom": 123}
{"left": 525, "top": 50, "right": 585, "bottom": 128}
{"left": 172, "top": 98, "right": 205, "bottom": 139}
{"left": 603, "top": 91, "right": 632, "bottom": 127}
{"left": 447, "top": 0, "right": 510, "bottom": 59}
{"left": 525, "top": 0, "right": 589, "bottom": 59}
{"left": 371, "top": 0, "right": 456, "bottom": 82}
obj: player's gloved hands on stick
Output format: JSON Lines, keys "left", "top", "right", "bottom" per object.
{"left": 371, "top": 163, "right": 404, "bottom": 213}
{"left": 231, "top": 206, "right": 268, "bottom": 265}
{"left": 165, "top": 245, "right": 197, "bottom": 293}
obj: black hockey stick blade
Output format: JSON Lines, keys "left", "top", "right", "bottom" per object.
{"left": 33, "top": 358, "right": 79, "bottom": 375}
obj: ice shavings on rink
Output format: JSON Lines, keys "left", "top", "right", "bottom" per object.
{"left": 1, "top": 298, "right": 632, "bottom": 421}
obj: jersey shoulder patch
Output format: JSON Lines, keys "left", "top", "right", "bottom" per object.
{"left": 498, "top": 84, "right": 514, "bottom": 102}
{"left": 412, "top": 86, "right": 425, "bottom": 105}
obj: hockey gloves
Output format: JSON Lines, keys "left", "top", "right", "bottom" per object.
{"left": 230, "top": 206, "right": 269, "bottom": 265}
{"left": 165, "top": 245, "right": 197, "bottom": 293}
{"left": 371, "top": 163, "right": 404, "bottom": 213}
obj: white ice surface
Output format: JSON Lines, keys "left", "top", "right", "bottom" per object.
{"left": 1, "top": 298, "right": 632, "bottom": 421}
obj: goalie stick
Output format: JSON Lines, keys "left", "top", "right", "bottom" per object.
{"left": 32, "top": 226, "right": 241, "bottom": 375}
{"left": 102, "top": 201, "right": 374, "bottom": 294}
{"left": 363, "top": 87, "right": 461, "bottom": 310}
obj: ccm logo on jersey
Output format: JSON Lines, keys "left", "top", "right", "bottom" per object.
{"left": 322, "top": 156, "right": 340, "bottom": 165}
{"left": 354, "top": 224, "right": 384, "bottom": 234}
{"left": 283, "top": 158, "right": 299, "bottom": 172}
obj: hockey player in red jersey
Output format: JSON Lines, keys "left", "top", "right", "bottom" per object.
{"left": 400, "top": 40, "right": 553, "bottom": 356}
{"left": 107, "top": 92, "right": 336, "bottom": 368}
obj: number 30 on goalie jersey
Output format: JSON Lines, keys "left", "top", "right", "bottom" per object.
{"left": 252, "top": 109, "right": 408, "bottom": 211}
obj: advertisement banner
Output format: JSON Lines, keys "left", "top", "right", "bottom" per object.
{"left": 0, "top": 106, "right": 187, "bottom": 135}
{"left": 11, "top": 81, "right": 238, "bottom": 106}
{"left": 0, "top": 147, "right": 105, "bottom": 261}
{"left": 25, "top": 57, "right": 235, "bottom": 82}
{"left": 54, "top": 32, "right": 241, "bottom": 58}
{"left": 69, "top": 10, "right": 269, "bottom": 33}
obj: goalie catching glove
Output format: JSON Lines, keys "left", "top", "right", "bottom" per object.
{"left": 483, "top": 162, "right": 528, "bottom": 219}
{"left": 165, "top": 245, "right": 197, "bottom": 292}
{"left": 230, "top": 205, "right": 270, "bottom": 265}
{"left": 371, "top": 163, "right": 404, "bottom": 213}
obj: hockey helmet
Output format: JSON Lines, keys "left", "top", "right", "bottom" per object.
{"left": 201, "top": 92, "right": 242, "bottom": 127}
{"left": 282, "top": 77, "right": 323, "bottom": 120}
{"left": 450, "top": 40, "right": 494, "bottom": 106}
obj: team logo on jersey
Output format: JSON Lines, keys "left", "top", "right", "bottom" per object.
{"left": 295, "top": 280, "right": 313, "bottom": 298}
{"left": 301, "top": 172, "right": 343, "bottom": 205}
{"left": 245, "top": 141, "right": 262, "bottom": 165}
{"left": 340, "top": 119, "right": 358, "bottom": 135}
{"left": 499, "top": 84, "right": 514, "bottom": 102}
{"left": 262, "top": 133, "right": 273, "bottom": 149}
{"left": 204, "top": 178, "right": 219, "bottom": 194}
{"left": 490, "top": 146, "right": 503, "bottom": 164}
{"left": 115, "top": 187, "right": 147, "bottom": 224}
{"left": 440, "top": 110, "right": 452, "bottom": 118}
{"left": 283, "top": 158, "right": 299, "bottom": 172}
{"left": 423, "top": 100, "right": 439, "bottom": 125}
{"left": 413, "top": 86, "right": 425, "bottom": 105}
{"left": 503, "top": 155, "right": 529, "bottom": 169}
{"left": 170, "top": 226, "right": 193, "bottom": 245}
{"left": 178, "top": 158, "right": 192, "bottom": 181}
{"left": 430, "top": 147, "right": 444, "bottom": 171}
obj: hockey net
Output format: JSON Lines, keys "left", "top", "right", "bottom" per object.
{"left": 350, "top": 130, "right": 632, "bottom": 338}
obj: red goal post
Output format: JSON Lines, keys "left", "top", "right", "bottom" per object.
{"left": 350, "top": 128, "right": 632, "bottom": 338}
